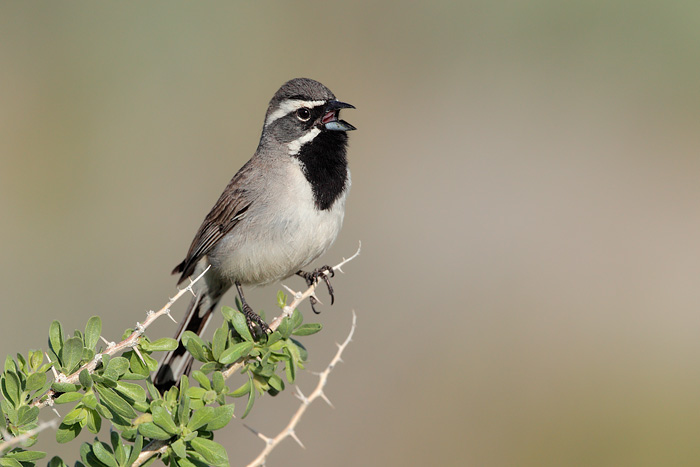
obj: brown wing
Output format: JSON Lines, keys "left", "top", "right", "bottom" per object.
{"left": 172, "top": 161, "right": 256, "bottom": 284}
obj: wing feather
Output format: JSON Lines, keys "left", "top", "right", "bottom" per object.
{"left": 173, "top": 161, "right": 256, "bottom": 284}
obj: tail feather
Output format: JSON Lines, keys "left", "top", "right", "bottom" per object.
{"left": 153, "top": 291, "right": 218, "bottom": 392}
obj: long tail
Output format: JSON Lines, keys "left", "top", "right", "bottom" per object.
{"left": 153, "top": 291, "right": 219, "bottom": 392}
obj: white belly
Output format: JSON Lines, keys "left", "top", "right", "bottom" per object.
{"left": 209, "top": 163, "right": 349, "bottom": 285}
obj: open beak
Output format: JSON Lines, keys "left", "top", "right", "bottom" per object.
{"left": 322, "top": 100, "right": 356, "bottom": 131}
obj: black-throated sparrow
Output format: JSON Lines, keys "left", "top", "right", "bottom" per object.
{"left": 153, "top": 78, "right": 355, "bottom": 390}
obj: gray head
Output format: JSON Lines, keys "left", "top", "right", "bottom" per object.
{"left": 261, "top": 78, "right": 355, "bottom": 154}
{"left": 257, "top": 78, "right": 355, "bottom": 211}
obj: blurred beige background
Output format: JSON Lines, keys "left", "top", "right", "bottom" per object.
{"left": 2, "top": 1, "right": 700, "bottom": 466}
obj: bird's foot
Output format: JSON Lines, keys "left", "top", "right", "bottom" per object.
{"left": 297, "top": 265, "right": 335, "bottom": 314}
{"left": 242, "top": 302, "right": 271, "bottom": 336}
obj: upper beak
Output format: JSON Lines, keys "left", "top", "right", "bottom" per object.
{"left": 322, "top": 100, "right": 356, "bottom": 131}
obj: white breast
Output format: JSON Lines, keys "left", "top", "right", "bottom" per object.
{"left": 209, "top": 158, "right": 349, "bottom": 286}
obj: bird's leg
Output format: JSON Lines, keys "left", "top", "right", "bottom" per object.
{"left": 296, "top": 265, "right": 335, "bottom": 314}
{"left": 235, "top": 282, "right": 270, "bottom": 335}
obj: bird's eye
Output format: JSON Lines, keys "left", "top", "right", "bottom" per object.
{"left": 296, "top": 108, "right": 311, "bottom": 121}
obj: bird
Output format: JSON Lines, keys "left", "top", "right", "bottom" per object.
{"left": 153, "top": 78, "right": 355, "bottom": 390}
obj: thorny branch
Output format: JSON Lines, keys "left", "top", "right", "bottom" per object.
{"left": 0, "top": 419, "right": 58, "bottom": 454}
{"left": 223, "top": 242, "right": 361, "bottom": 380}
{"left": 132, "top": 245, "right": 360, "bottom": 467}
{"left": 32, "top": 266, "right": 211, "bottom": 410}
{"left": 245, "top": 310, "right": 357, "bottom": 467}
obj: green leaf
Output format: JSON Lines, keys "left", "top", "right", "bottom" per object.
{"left": 146, "top": 380, "right": 161, "bottom": 401}
{"left": 230, "top": 379, "right": 251, "bottom": 398}
{"left": 0, "top": 458, "right": 22, "bottom": 467}
{"left": 218, "top": 341, "right": 253, "bottom": 365}
{"left": 187, "top": 406, "right": 213, "bottom": 431}
{"left": 265, "top": 331, "right": 282, "bottom": 347}
{"left": 29, "top": 350, "right": 44, "bottom": 371}
{"left": 82, "top": 392, "right": 97, "bottom": 409}
{"left": 126, "top": 435, "right": 144, "bottom": 466}
{"left": 26, "top": 371, "right": 46, "bottom": 393}
{"left": 47, "top": 456, "right": 68, "bottom": 467}
{"left": 92, "top": 441, "right": 119, "bottom": 467}
{"left": 111, "top": 431, "right": 125, "bottom": 465}
{"left": 151, "top": 406, "right": 178, "bottom": 435}
{"left": 211, "top": 327, "right": 227, "bottom": 361}
{"left": 290, "top": 308, "right": 303, "bottom": 330}
{"left": 199, "top": 362, "right": 219, "bottom": 374}
{"left": 212, "top": 371, "right": 225, "bottom": 393}
{"left": 49, "top": 321, "right": 64, "bottom": 356}
{"left": 276, "top": 290, "right": 287, "bottom": 309}
{"left": 126, "top": 350, "right": 150, "bottom": 377}
{"left": 51, "top": 382, "right": 81, "bottom": 393}
{"left": 2, "top": 370, "right": 20, "bottom": 405}
{"left": 205, "top": 404, "right": 235, "bottom": 431}
{"left": 79, "top": 369, "right": 93, "bottom": 389}
{"left": 171, "top": 438, "right": 187, "bottom": 459}
{"left": 277, "top": 317, "right": 293, "bottom": 339}
{"left": 55, "top": 391, "right": 84, "bottom": 404}
{"left": 56, "top": 421, "right": 81, "bottom": 443}
{"left": 78, "top": 443, "right": 91, "bottom": 465}
{"left": 284, "top": 350, "right": 296, "bottom": 383}
{"left": 61, "top": 337, "right": 84, "bottom": 373}
{"left": 17, "top": 405, "right": 40, "bottom": 426}
{"left": 4, "top": 355, "right": 16, "bottom": 374}
{"left": 140, "top": 338, "right": 178, "bottom": 352}
{"left": 187, "top": 387, "right": 207, "bottom": 400}
{"left": 62, "top": 406, "right": 87, "bottom": 426}
{"left": 95, "top": 402, "right": 113, "bottom": 420}
{"left": 81, "top": 348, "right": 95, "bottom": 364}
{"left": 182, "top": 332, "right": 209, "bottom": 363}
{"left": 203, "top": 389, "right": 217, "bottom": 405}
{"left": 105, "top": 356, "right": 130, "bottom": 379}
{"left": 84, "top": 316, "right": 102, "bottom": 351}
{"left": 291, "top": 338, "right": 308, "bottom": 362}
{"left": 242, "top": 381, "right": 255, "bottom": 418}
{"left": 292, "top": 323, "right": 323, "bottom": 336}
{"left": 115, "top": 381, "right": 147, "bottom": 402}
{"left": 177, "top": 395, "right": 190, "bottom": 428}
{"left": 138, "top": 422, "right": 173, "bottom": 440}
{"left": 179, "top": 375, "right": 190, "bottom": 397}
{"left": 86, "top": 408, "right": 102, "bottom": 434}
{"left": 190, "top": 437, "right": 229, "bottom": 467}
{"left": 231, "top": 310, "right": 253, "bottom": 342}
{"left": 95, "top": 384, "right": 137, "bottom": 419}
{"left": 220, "top": 306, "right": 234, "bottom": 322}
{"left": 191, "top": 371, "right": 210, "bottom": 390}
{"left": 120, "top": 370, "right": 148, "bottom": 381}
{"left": 4, "top": 450, "right": 46, "bottom": 461}
{"left": 133, "top": 399, "right": 150, "bottom": 413}
{"left": 1, "top": 399, "right": 17, "bottom": 425}
{"left": 268, "top": 374, "right": 284, "bottom": 393}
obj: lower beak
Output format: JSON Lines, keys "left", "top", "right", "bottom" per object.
{"left": 323, "top": 100, "right": 356, "bottom": 131}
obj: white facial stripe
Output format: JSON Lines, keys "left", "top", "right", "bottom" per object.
{"left": 288, "top": 127, "right": 321, "bottom": 155}
{"left": 265, "top": 99, "right": 326, "bottom": 127}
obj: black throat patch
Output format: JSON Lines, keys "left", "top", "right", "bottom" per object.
{"left": 296, "top": 130, "right": 349, "bottom": 211}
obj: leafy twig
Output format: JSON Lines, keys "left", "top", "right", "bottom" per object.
{"left": 245, "top": 311, "right": 356, "bottom": 466}
{"left": 132, "top": 247, "right": 360, "bottom": 467}
{"left": 222, "top": 243, "right": 361, "bottom": 380}
{"left": 32, "top": 266, "right": 211, "bottom": 409}
{"left": 0, "top": 419, "right": 58, "bottom": 454}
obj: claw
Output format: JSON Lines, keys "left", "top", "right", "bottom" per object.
{"left": 321, "top": 273, "right": 335, "bottom": 305}
{"left": 296, "top": 265, "right": 336, "bottom": 313}
{"left": 309, "top": 295, "right": 321, "bottom": 315}
{"left": 236, "top": 282, "right": 271, "bottom": 337}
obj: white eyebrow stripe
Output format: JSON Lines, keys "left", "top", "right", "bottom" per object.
{"left": 265, "top": 99, "right": 326, "bottom": 127}
{"left": 288, "top": 127, "right": 321, "bottom": 155}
